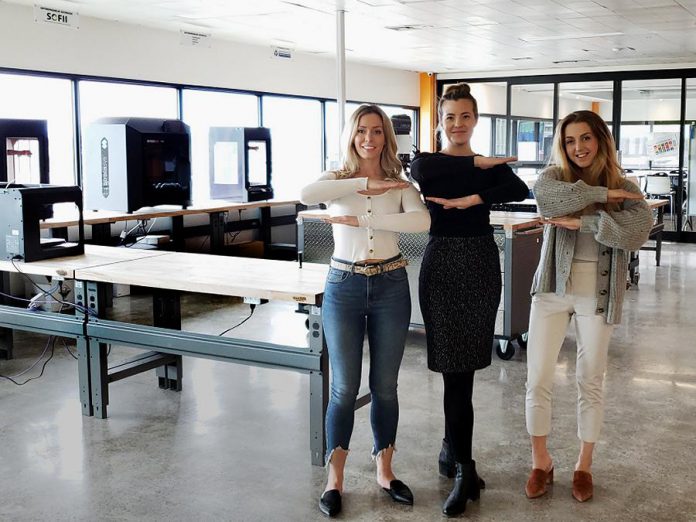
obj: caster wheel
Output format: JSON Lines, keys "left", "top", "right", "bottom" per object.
{"left": 516, "top": 333, "right": 528, "bottom": 350}
{"left": 496, "top": 340, "right": 515, "bottom": 360}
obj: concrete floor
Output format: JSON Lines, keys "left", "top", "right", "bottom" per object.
{"left": 1, "top": 243, "right": 695, "bottom": 521}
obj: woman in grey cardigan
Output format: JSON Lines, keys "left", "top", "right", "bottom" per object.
{"left": 524, "top": 110, "right": 653, "bottom": 503}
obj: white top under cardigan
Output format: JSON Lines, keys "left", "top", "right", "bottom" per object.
{"left": 300, "top": 172, "right": 431, "bottom": 262}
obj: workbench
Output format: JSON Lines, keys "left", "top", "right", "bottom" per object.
{"left": 41, "top": 199, "right": 302, "bottom": 256}
{"left": 0, "top": 245, "right": 332, "bottom": 465}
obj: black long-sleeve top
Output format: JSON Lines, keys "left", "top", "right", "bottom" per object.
{"left": 410, "top": 152, "right": 529, "bottom": 237}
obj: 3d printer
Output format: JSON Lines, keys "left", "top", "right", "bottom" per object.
{"left": 0, "top": 185, "right": 84, "bottom": 262}
{"left": 83, "top": 117, "right": 192, "bottom": 212}
{"left": 208, "top": 127, "right": 274, "bottom": 201}
{"left": 390, "top": 114, "right": 413, "bottom": 174}
{"left": 0, "top": 118, "right": 50, "bottom": 185}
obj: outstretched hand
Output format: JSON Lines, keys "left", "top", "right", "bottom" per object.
{"left": 542, "top": 216, "right": 581, "bottom": 230}
{"left": 474, "top": 156, "right": 518, "bottom": 169}
{"left": 322, "top": 215, "right": 359, "bottom": 227}
{"left": 361, "top": 178, "right": 411, "bottom": 194}
{"left": 607, "top": 188, "right": 645, "bottom": 204}
{"left": 425, "top": 194, "right": 483, "bottom": 210}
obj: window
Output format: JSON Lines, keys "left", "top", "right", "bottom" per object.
{"left": 470, "top": 116, "right": 492, "bottom": 157}
{"left": 324, "top": 102, "right": 360, "bottom": 170}
{"left": 262, "top": 96, "right": 322, "bottom": 198}
{"left": 0, "top": 72, "right": 75, "bottom": 185}
{"left": 182, "top": 90, "right": 258, "bottom": 200}
{"left": 511, "top": 84, "right": 554, "bottom": 165}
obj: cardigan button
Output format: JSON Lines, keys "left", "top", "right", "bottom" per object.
{"left": 601, "top": 270, "right": 608, "bottom": 276}
{"left": 596, "top": 308, "right": 604, "bottom": 313}
{"left": 599, "top": 289, "right": 608, "bottom": 296}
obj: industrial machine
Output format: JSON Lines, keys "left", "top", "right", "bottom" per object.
{"left": 1, "top": 118, "right": 50, "bottom": 185}
{"left": 208, "top": 127, "right": 273, "bottom": 201}
{"left": 0, "top": 184, "right": 84, "bottom": 262}
{"left": 83, "top": 117, "right": 192, "bottom": 212}
{"left": 390, "top": 114, "right": 413, "bottom": 174}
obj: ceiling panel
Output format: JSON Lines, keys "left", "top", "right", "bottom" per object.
{"left": 4, "top": 0, "right": 696, "bottom": 74}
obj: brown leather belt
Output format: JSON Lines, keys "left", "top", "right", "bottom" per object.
{"left": 329, "top": 256, "right": 408, "bottom": 277}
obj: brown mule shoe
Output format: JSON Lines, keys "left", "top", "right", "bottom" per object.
{"left": 572, "top": 470, "right": 593, "bottom": 502}
{"left": 525, "top": 466, "right": 553, "bottom": 499}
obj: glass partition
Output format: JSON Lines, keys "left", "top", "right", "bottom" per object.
{"left": 510, "top": 84, "right": 554, "bottom": 175}
{"left": 621, "top": 79, "right": 682, "bottom": 230}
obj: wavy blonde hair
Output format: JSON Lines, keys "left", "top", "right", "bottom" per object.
{"left": 335, "top": 104, "right": 403, "bottom": 180}
{"left": 550, "top": 110, "right": 624, "bottom": 211}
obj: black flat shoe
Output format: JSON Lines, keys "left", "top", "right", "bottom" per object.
{"left": 382, "top": 479, "right": 414, "bottom": 505}
{"left": 319, "top": 489, "right": 342, "bottom": 517}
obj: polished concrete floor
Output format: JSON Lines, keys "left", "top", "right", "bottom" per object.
{"left": 1, "top": 243, "right": 695, "bottom": 521}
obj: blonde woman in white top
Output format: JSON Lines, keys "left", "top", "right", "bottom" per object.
{"left": 301, "top": 104, "right": 430, "bottom": 517}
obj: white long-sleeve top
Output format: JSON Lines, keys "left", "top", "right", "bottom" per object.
{"left": 300, "top": 172, "right": 431, "bottom": 262}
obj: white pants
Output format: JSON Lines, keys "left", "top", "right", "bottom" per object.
{"left": 525, "top": 262, "right": 614, "bottom": 443}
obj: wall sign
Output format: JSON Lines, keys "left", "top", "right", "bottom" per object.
{"left": 34, "top": 5, "right": 79, "bottom": 29}
{"left": 180, "top": 30, "right": 211, "bottom": 47}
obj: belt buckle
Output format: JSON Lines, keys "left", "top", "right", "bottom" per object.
{"left": 364, "top": 265, "right": 380, "bottom": 276}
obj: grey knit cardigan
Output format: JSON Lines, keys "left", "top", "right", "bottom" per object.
{"left": 531, "top": 166, "right": 654, "bottom": 325}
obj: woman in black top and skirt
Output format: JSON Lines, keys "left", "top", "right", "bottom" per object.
{"left": 411, "top": 83, "right": 528, "bottom": 517}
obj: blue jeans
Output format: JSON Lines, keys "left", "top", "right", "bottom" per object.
{"left": 322, "top": 265, "right": 411, "bottom": 462}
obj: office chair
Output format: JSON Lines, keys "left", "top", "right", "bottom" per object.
{"left": 644, "top": 173, "right": 676, "bottom": 226}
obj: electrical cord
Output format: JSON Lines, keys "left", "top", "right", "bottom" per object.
{"left": 0, "top": 336, "right": 57, "bottom": 385}
{"left": 218, "top": 304, "right": 255, "bottom": 336}
{"left": 123, "top": 218, "right": 158, "bottom": 248}
{"left": 61, "top": 338, "right": 78, "bottom": 360}
{"left": 9, "top": 257, "right": 96, "bottom": 316}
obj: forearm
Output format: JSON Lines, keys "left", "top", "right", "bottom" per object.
{"left": 357, "top": 211, "right": 431, "bottom": 233}
{"left": 480, "top": 177, "right": 529, "bottom": 204}
{"left": 300, "top": 177, "right": 367, "bottom": 205}
{"left": 533, "top": 169, "right": 608, "bottom": 217}
{"left": 580, "top": 202, "right": 653, "bottom": 251}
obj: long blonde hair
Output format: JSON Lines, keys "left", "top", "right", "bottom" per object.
{"left": 550, "top": 110, "right": 624, "bottom": 210}
{"left": 335, "top": 104, "right": 403, "bottom": 180}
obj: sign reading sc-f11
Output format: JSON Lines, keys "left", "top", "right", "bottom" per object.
{"left": 34, "top": 5, "right": 79, "bottom": 29}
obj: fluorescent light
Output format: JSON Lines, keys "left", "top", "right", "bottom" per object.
{"left": 520, "top": 32, "right": 623, "bottom": 42}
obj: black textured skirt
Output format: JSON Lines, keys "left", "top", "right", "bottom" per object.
{"left": 419, "top": 234, "right": 502, "bottom": 373}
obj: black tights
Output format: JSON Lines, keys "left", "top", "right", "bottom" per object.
{"left": 442, "top": 371, "right": 475, "bottom": 464}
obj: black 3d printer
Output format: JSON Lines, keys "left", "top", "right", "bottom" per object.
{"left": 208, "top": 127, "right": 273, "bottom": 201}
{"left": 83, "top": 117, "right": 192, "bottom": 212}
{"left": 0, "top": 118, "right": 50, "bottom": 185}
{"left": 0, "top": 118, "right": 84, "bottom": 262}
{"left": 390, "top": 114, "right": 413, "bottom": 175}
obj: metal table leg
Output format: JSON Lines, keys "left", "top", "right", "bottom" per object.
{"left": 308, "top": 305, "right": 328, "bottom": 466}
{"left": 0, "top": 272, "right": 13, "bottom": 360}
{"left": 209, "top": 211, "right": 226, "bottom": 255}
{"left": 153, "top": 289, "right": 183, "bottom": 391}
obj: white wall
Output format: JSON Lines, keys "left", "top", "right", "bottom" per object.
{"left": 621, "top": 99, "right": 696, "bottom": 121}
{"left": 0, "top": 3, "right": 419, "bottom": 107}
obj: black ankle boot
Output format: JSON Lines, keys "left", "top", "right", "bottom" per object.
{"left": 442, "top": 460, "right": 484, "bottom": 517}
{"left": 438, "top": 439, "right": 456, "bottom": 478}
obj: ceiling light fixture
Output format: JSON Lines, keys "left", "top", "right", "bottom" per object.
{"left": 385, "top": 24, "right": 434, "bottom": 31}
{"left": 520, "top": 32, "right": 623, "bottom": 42}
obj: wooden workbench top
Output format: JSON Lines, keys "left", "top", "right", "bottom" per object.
{"left": 0, "top": 245, "right": 171, "bottom": 279}
{"left": 41, "top": 199, "right": 300, "bottom": 228}
{"left": 74, "top": 251, "right": 328, "bottom": 305}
